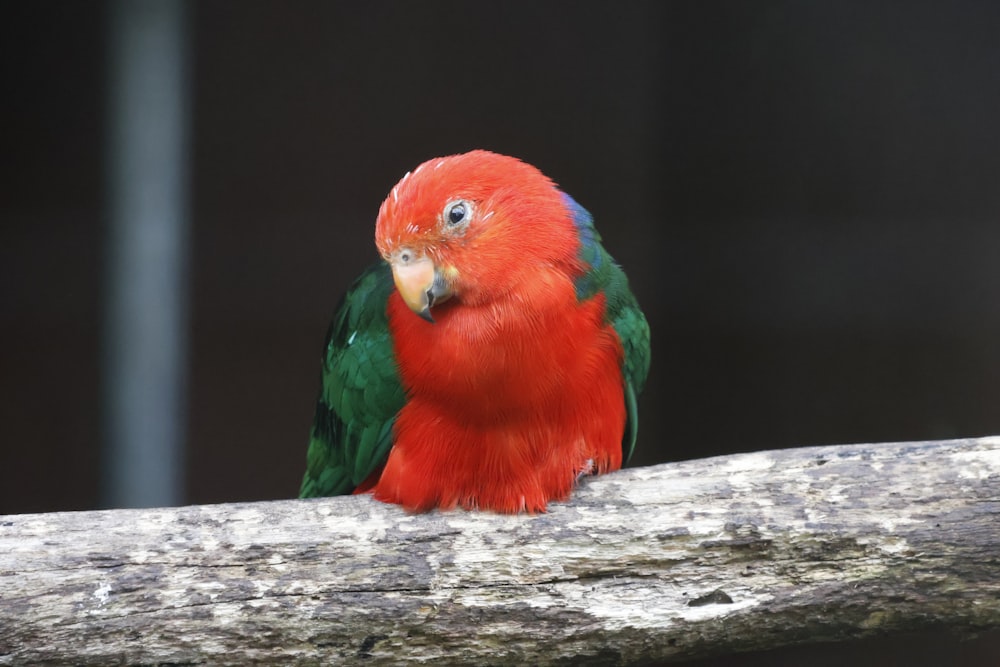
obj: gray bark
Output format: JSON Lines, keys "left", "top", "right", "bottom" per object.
{"left": 2, "top": 437, "right": 999, "bottom": 665}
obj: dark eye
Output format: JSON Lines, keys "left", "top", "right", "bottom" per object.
{"left": 444, "top": 200, "right": 472, "bottom": 227}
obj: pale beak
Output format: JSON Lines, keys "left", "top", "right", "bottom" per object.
{"left": 389, "top": 255, "right": 451, "bottom": 323}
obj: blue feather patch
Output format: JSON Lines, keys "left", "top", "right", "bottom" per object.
{"left": 562, "top": 192, "right": 604, "bottom": 301}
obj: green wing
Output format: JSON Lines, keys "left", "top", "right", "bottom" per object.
{"left": 606, "top": 276, "right": 651, "bottom": 463}
{"left": 299, "top": 262, "right": 406, "bottom": 498}
{"left": 565, "top": 194, "right": 652, "bottom": 464}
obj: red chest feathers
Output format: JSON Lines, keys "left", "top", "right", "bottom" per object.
{"left": 372, "top": 274, "right": 626, "bottom": 512}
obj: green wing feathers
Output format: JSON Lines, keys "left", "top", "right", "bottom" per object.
{"left": 299, "top": 262, "right": 405, "bottom": 498}
{"left": 566, "top": 193, "right": 651, "bottom": 464}
{"left": 597, "top": 247, "right": 651, "bottom": 464}
{"left": 607, "top": 280, "right": 651, "bottom": 463}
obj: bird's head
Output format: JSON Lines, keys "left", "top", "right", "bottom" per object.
{"left": 375, "top": 150, "right": 580, "bottom": 323}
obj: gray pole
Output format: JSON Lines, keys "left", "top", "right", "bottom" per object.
{"left": 104, "top": 0, "right": 189, "bottom": 508}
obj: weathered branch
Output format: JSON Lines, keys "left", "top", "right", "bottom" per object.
{"left": 2, "top": 437, "right": 999, "bottom": 665}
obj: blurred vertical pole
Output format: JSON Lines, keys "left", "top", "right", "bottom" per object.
{"left": 104, "top": 0, "right": 189, "bottom": 508}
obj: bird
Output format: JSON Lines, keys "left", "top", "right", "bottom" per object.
{"left": 300, "top": 150, "right": 650, "bottom": 513}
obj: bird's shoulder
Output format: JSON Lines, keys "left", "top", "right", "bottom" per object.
{"left": 300, "top": 262, "right": 405, "bottom": 497}
{"left": 563, "top": 192, "right": 651, "bottom": 461}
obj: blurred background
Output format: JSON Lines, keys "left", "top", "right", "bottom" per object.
{"left": 2, "top": 1, "right": 999, "bottom": 664}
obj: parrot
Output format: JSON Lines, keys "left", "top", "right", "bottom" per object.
{"left": 299, "top": 150, "right": 650, "bottom": 513}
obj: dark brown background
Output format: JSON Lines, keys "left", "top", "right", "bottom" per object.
{"left": 3, "top": 2, "right": 999, "bottom": 664}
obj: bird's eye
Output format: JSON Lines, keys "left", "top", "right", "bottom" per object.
{"left": 443, "top": 200, "right": 472, "bottom": 228}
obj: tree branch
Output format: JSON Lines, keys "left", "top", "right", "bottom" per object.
{"left": 2, "top": 437, "right": 1000, "bottom": 665}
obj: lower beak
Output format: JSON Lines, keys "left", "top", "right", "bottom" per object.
{"left": 389, "top": 256, "right": 451, "bottom": 323}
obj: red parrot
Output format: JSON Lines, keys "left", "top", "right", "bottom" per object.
{"left": 300, "top": 150, "right": 650, "bottom": 512}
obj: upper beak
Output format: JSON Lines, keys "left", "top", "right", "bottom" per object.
{"left": 389, "top": 255, "right": 451, "bottom": 323}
